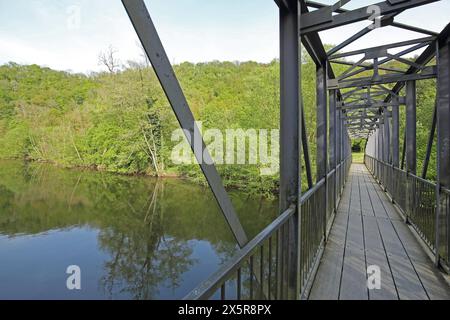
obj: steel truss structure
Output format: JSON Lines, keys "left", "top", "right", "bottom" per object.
{"left": 121, "top": 0, "right": 450, "bottom": 299}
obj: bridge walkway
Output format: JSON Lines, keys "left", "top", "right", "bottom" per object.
{"left": 309, "top": 164, "right": 450, "bottom": 300}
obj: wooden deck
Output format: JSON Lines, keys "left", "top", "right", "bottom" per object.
{"left": 309, "top": 164, "right": 450, "bottom": 300}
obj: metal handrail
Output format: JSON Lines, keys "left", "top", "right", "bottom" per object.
{"left": 327, "top": 168, "right": 336, "bottom": 179}
{"left": 364, "top": 154, "right": 448, "bottom": 267}
{"left": 365, "top": 154, "right": 437, "bottom": 188}
{"left": 300, "top": 178, "right": 325, "bottom": 204}
{"left": 183, "top": 206, "right": 295, "bottom": 300}
{"left": 185, "top": 156, "right": 352, "bottom": 300}
{"left": 407, "top": 171, "right": 437, "bottom": 188}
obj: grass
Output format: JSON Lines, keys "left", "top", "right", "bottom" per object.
{"left": 352, "top": 152, "right": 365, "bottom": 164}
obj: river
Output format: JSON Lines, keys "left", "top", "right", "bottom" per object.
{"left": 0, "top": 160, "right": 277, "bottom": 300}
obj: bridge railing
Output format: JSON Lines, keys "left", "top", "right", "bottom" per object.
{"left": 439, "top": 188, "right": 450, "bottom": 266}
{"left": 365, "top": 155, "right": 449, "bottom": 269}
{"left": 184, "top": 157, "right": 352, "bottom": 300}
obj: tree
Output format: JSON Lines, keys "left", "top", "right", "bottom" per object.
{"left": 98, "top": 45, "right": 121, "bottom": 74}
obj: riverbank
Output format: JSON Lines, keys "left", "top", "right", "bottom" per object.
{"left": 0, "top": 156, "right": 279, "bottom": 198}
{"left": 0, "top": 158, "right": 278, "bottom": 299}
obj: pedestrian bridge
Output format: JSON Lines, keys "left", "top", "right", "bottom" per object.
{"left": 184, "top": 159, "right": 450, "bottom": 300}
{"left": 120, "top": 0, "right": 450, "bottom": 300}
{"left": 310, "top": 164, "right": 449, "bottom": 300}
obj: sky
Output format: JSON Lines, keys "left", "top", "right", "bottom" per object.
{"left": 0, "top": 0, "right": 449, "bottom": 74}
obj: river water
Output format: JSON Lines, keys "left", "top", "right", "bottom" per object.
{"left": 0, "top": 160, "right": 277, "bottom": 300}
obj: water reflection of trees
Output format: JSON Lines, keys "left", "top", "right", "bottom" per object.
{"left": 0, "top": 160, "right": 277, "bottom": 299}
{"left": 98, "top": 181, "right": 196, "bottom": 299}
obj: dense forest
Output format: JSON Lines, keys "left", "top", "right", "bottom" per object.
{"left": 0, "top": 49, "right": 437, "bottom": 196}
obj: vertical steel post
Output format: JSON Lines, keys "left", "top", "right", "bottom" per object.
{"left": 406, "top": 80, "right": 417, "bottom": 223}
{"left": 317, "top": 63, "right": 328, "bottom": 181}
{"left": 279, "top": 0, "right": 300, "bottom": 299}
{"left": 377, "top": 128, "right": 381, "bottom": 178}
{"left": 377, "top": 124, "right": 382, "bottom": 160}
{"left": 380, "top": 121, "right": 385, "bottom": 163}
{"left": 337, "top": 110, "right": 342, "bottom": 192}
{"left": 342, "top": 115, "right": 345, "bottom": 186}
{"left": 391, "top": 100, "right": 400, "bottom": 202}
{"left": 385, "top": 109, "right": 392, "bottom": 192}
{"left": 406, "top": 81, "right": 417, "bottom": 174}
{"left": 392, "top": 99, "right": 400, "bottom": 168}
{"left": 330, "top": 90, "right": 337, "bottom": 212}
{"left": 384, "top": 109, "right": 391, "bottom": 164}
{"left": 373, "top": 129, "right": 376, "bottom": 173}
{"left": 316, "top": 61, "right": 328, "bottom": 241}
{"left": 436, "top": 36, "right": 450, "bottom": 266}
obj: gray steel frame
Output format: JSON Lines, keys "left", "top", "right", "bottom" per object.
{"left": 120, "top": 0, "right": 449, "bottom": 299}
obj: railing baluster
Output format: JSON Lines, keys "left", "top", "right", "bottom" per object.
{"left": 286, "top": 220, "right": 290, "bottom": 299}
{"left": 364, "top": 155, "right": 447, "bottom": 268}
{"left": 275, "top": 229, "right": 279, "bottom": 300}
{"left": 183, "top": 160, "right": 356, "bottom": 300}
{"left": 268, "top": 236, "right": 272, "bottom": 300}
{"left": 260, "top": 245, "right": 264, "bottom": 300}
{"left": 237, "top": 268, "right": 241, "bottom": 300}
{"left": 221, "top": 284, "right": 226, "bottom": 300}
{"left": 249, "top": 255, "right": 254, "bottom": 300}
{"left": 280, "top": 222, "right": 286, "bottom": 300}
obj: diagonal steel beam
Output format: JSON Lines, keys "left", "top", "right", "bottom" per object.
{"left": 422, "top": 100, "right": 437, "bottom": 179}
{"left": 337, "top": 57, "right": 367, "bottom": 80}
{"left": 385, "top": 24, "right": 450, "bottom": 104}
{"left": 306, "top": 1, "right": 439, "bottom": 36}
{"left": 330, "top": 59, "right": 406, "bottom": 73}
{"left": 121, "top": 0, "right": 248, "bottom": 247}
{"left": 327, "top": 11, "right": 399, "bottom": 56}
{"left": 301, "top": 0, "right": 440, "bottom": 34}
{"left": 378, "top": 42, "right": 430, "bottom": 66}
{"left": 385, "top": 53, "right": 425, "bottom": 70}
{"left": 331, "top": 67, "right": 437, "bottom": 89}
{"left": 329, "top": 36, "right": 435, "bottom": 60}
{"left": 301, "top": 106, "right": 313, "bottom": 189}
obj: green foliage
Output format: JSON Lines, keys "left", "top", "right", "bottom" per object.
{"left": 0, "top": 56, "right": 439, "bottom": 195}
{"left": 352, "top": 138, "right": 365, "bottom": 153}
{"left": 352, "top": 152, "right": 365, "bottom": 164}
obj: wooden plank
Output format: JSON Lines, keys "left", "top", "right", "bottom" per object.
{"left": 365, "top": 247, "right": 399, "bottom": 300}
{"left": 340, "top": 172, "right": 369, "bottom": 300}
{"left": 345, "top": 211, "right": 365, "bottom": 251}
{"left": 390, "top": 220, "right": 450, "bottom": 299}
{"left": 363, "top": 216, "right": 384, "bottom": 251}
{"left": 411, "top": 260, "right": 450, "bottom": 300}
{"left": 309, "top": 249, "right": 345, "bottom": 300}
{"left": 328, "top": 213, "right": 348, "bottom": 246}
{"left": 339, "top": 248, "right": 368, "bottom": 300}
{"left": 309, "top": 180, "right": 351, "bottom": 300}
{"left": 360, "top": 167, "right": 399, "bottom": 299}
{"left": 365, "top": 183, "right": 390, "bottom": 219}
{"left": 364, "top": 167, "right": 430, "bottom": 300}
{"left": 387, "top": 254, "right": 429, "bottom": 300}
{"left": 311, "top": 164, "right": 450, "bottom": 300}
{"left": 368, "top": 178, "right": 402, "bottom": 221}
{"left": 391, "top": 220, "right": 430, "bottom": 263}
{"left": 363, "top": 163, "right": 450, "bottom": 300}
{"left": 309, "top": 168, "right": 356, "bottom": 300}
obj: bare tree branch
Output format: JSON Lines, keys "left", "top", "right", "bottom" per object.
{"left": 98, "top": 45, "right": 120, "bottom": 73}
